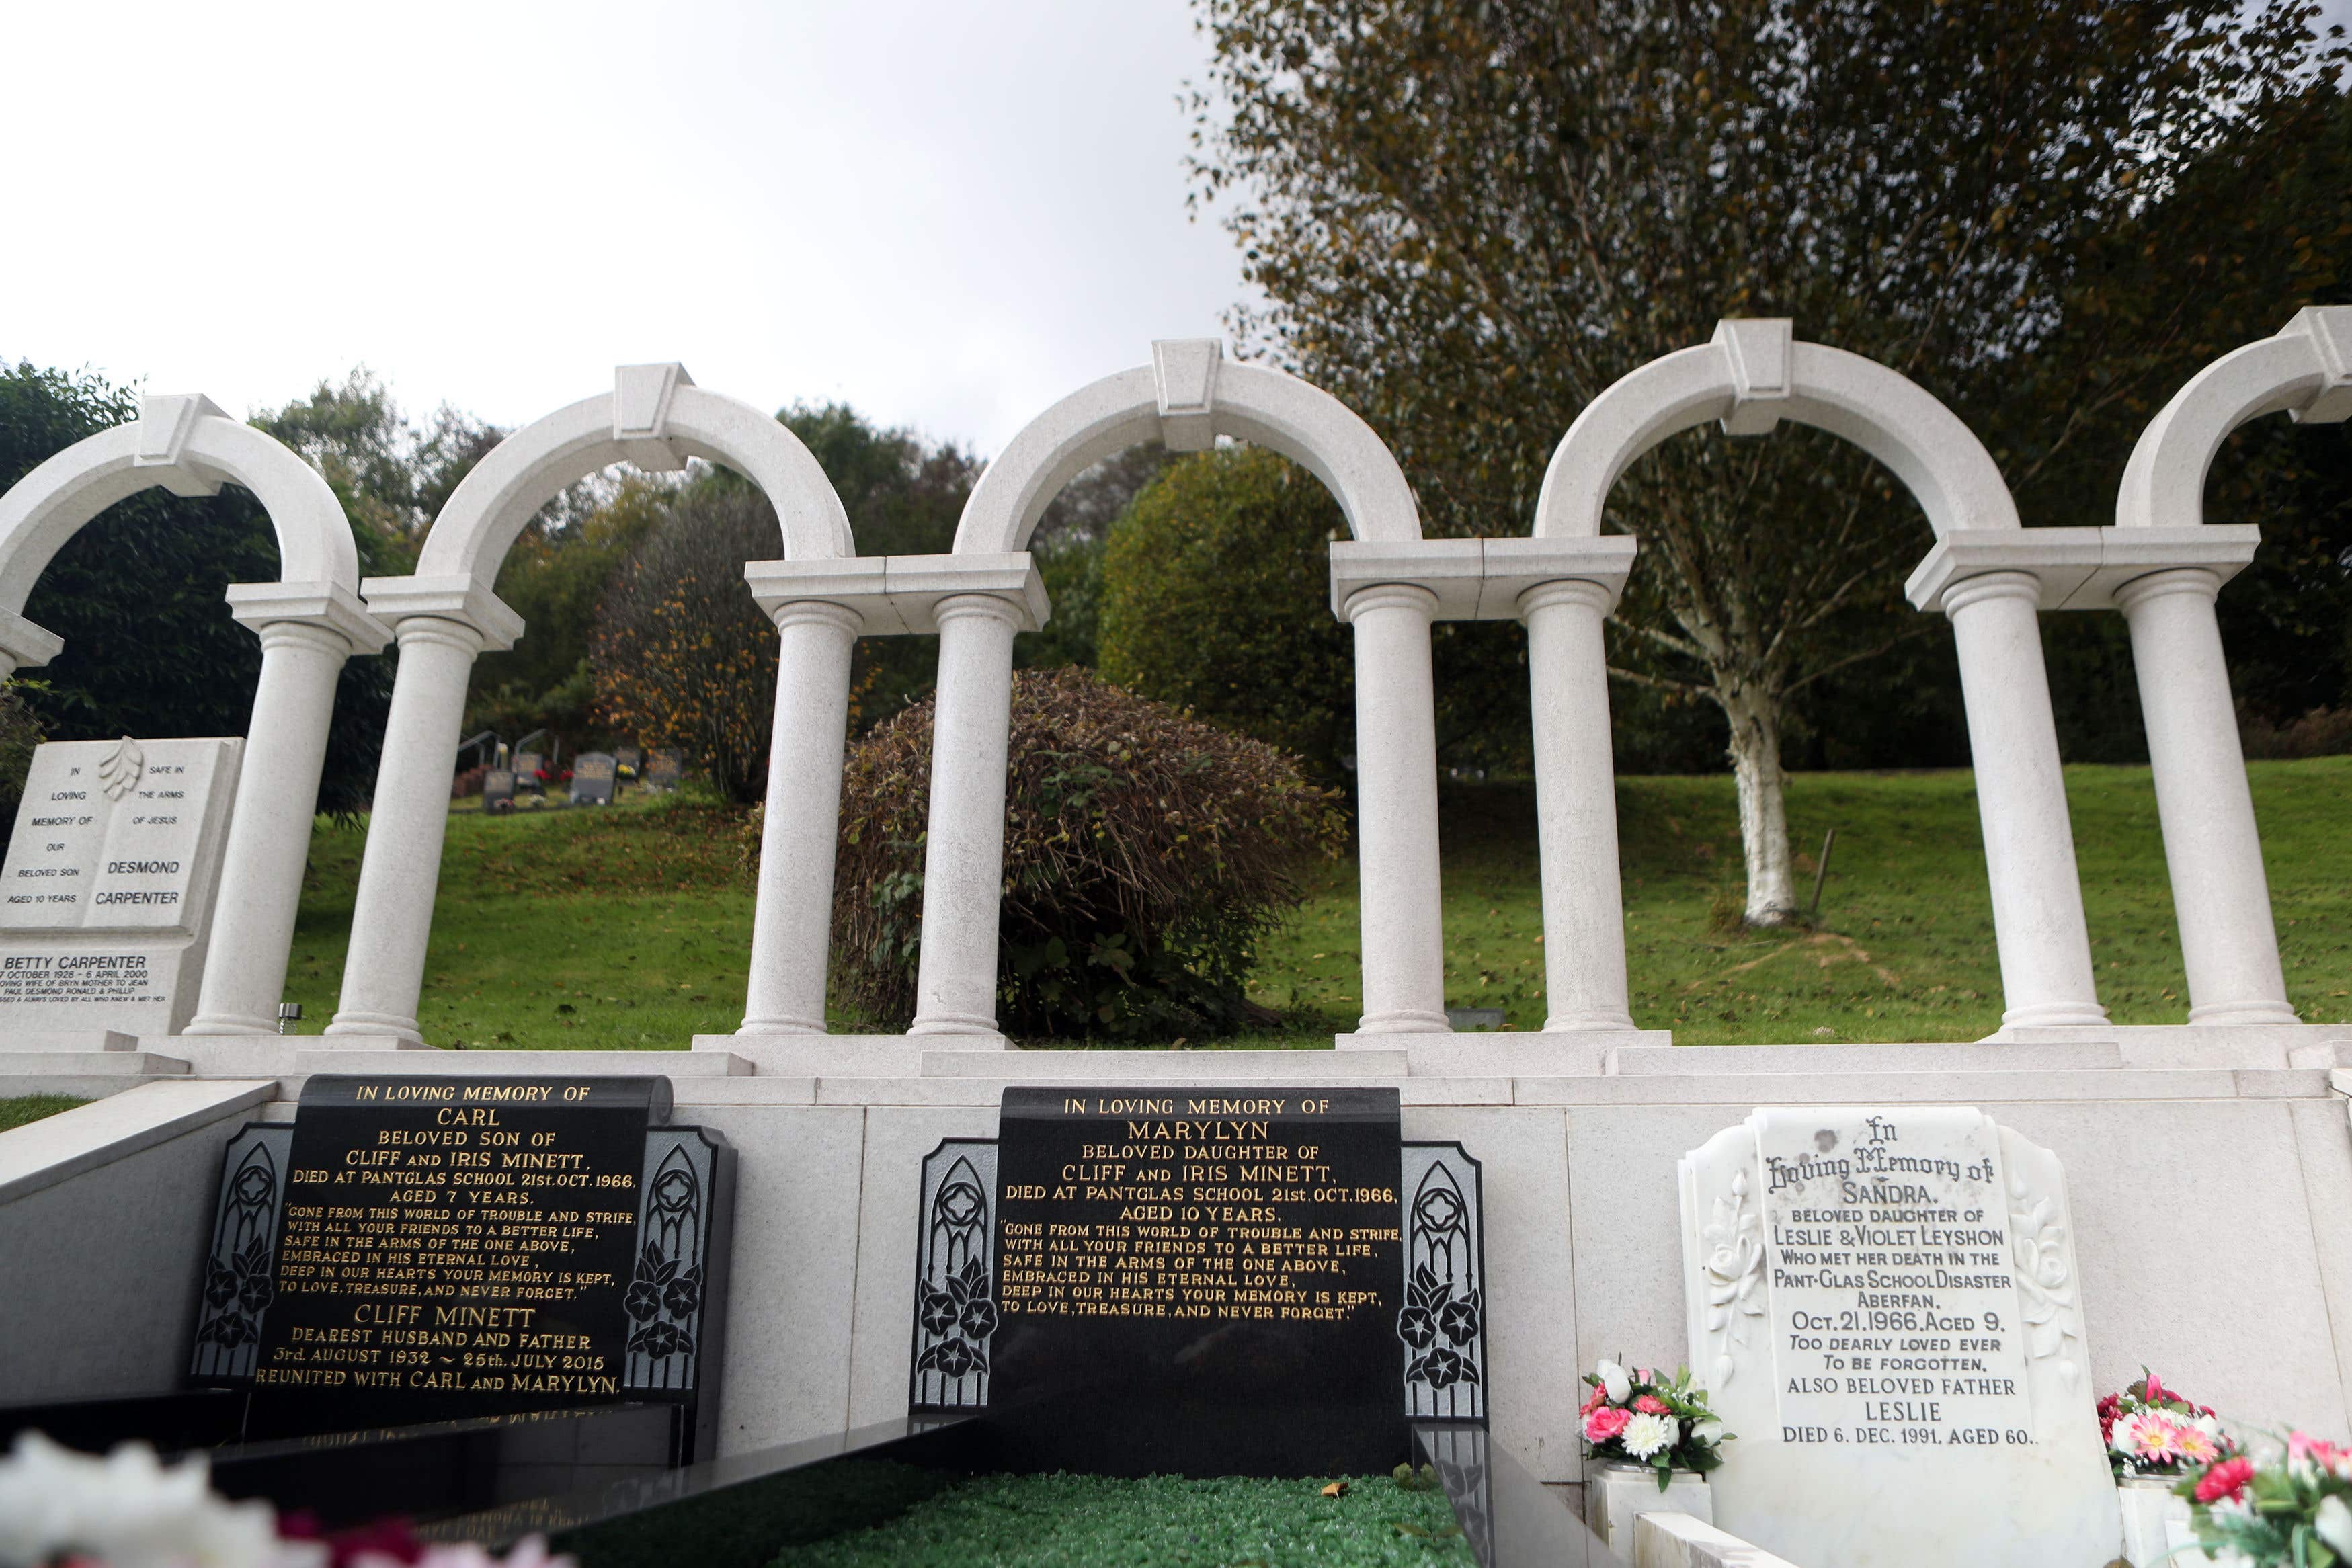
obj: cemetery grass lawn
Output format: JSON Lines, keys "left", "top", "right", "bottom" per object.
{"left": 764, "top": 1471, "right": 1471, "bottom": 1568}
{"left": 283, "top": 757, "right": 2352, "bottom": 1049}
{"left": 0, "top": 1094, "right": 85, "bottom": 1132}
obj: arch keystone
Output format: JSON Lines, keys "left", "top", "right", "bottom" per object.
{"left": 1713, "top": 318, "right": 1793, "bottom": 436}
{"left": 1152, "top": 339, "right": 1224, "bottom": 452}
{"left": 133, "top": 394, "right": 229, "bottom": 497}
{"left": 2287, "top": 306, "right": 2352, "bottom": 423}
{"left": 614, "top": 363, "right": 694, "bottom": 472}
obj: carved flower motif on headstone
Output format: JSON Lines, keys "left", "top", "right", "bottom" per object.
{"left": 1702, "top": 1168, "right": 1767, "bottom": 1387}
{"left": 2009, "top": 1178, "right": 2080, "bottom": 1383}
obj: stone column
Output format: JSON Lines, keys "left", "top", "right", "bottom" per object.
{"left": 183, "top": 619, "right": 354, "bottom": 1034}
{"left": 2115, "top": 568, "right": 2296, "bottom": 1024}
{"left": 909, "top": 593, "right": 1024, "bottom": 1036}
{"left": 1343, "top": 583, "right": 1449, "bottom": 1034}
{"left": 1520, "top": 579, "right": 1637, "bottom": 1030}
{"left": 327, "top": 616, "right": 491, "bottom": 1042}
{"left": 1942, "top": 571, "right": 2109, "bottom": 1030}
{"left": 739, "top": 600, "right": 862, "bottom": 1034}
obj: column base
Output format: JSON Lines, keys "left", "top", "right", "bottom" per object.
{"left": 736, "top": 1015, "right": 827, "bottom": 1036}
{"left": 325, "top": 1009, "right": 426, "bottom": 1045}
{"left": 1997, "top": 1001, "right": 2111, "bottom": 1031}
{"left": 2187, "top": 999, "right": 2302, "bottom": 1027}
{"left": 1541, "top": 1009, "right": 1640, "bottom": 1032}
{"left": 909, "top": 1012, "right": 1006, "bottom": 1037}
{"left": 1353, "top": 1009, "right": 1452, "bottom": 1034}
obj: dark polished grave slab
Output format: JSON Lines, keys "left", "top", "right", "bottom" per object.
{"left": 571, "top": 753, "right": 617, "bottom": 807}
{"left": 190, "top": 1075, "right": 732, "bottom": 1458}
{"left": 983, "top": 1085, "right": 1407, "bottom": 1477}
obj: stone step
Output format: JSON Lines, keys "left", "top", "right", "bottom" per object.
{"left": 0, "top": 1030, "right": 138, "bottom": 1054}
{"left": 1605, "top": 1041, "right": 2123, "bottom": 1075}
{"left": 0, "top": 1050, "right": 188, "bottom": 1077}
{"left": 917, "top": 1048, "right": 1410, "bottom": 1081}
{"left": 288, "top": 1049, "right": 751, "bottom": 1079}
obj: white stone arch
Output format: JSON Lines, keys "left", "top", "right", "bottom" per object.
{"left": 0, "top": 394, "right": 387, "bottom": 1037}
{"left": 900, "top": 340, "right": 1451, "bottom": 1039}
{"left": 1526, "top": 319, "right": 2107, "bottom": 1033}
{"left": 2091, "top": 307, "right": 2351, "bottom": 1027}
{"left": 329, "top": 365, "right": 860, "bottom": 1044}
{"left": 1533, "top": 321, "right": 2022, "bottom": 539}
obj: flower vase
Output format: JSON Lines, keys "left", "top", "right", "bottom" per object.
{"left": 2117, "top": 1477, "right": 2204, "bottom": 1567}
{"left": 1588, "top": 1462, "right": 1713, "bottom": 1560}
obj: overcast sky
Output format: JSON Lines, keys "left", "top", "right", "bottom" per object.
{"left": 3, "top": 1, "right": 1244, "bottom": 457}
{"left": 8, "top": 1, "right": 2348, "bottom": 461}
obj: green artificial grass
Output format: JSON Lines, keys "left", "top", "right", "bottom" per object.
{"left": 0, "top": 1094, "right": 87, "bottom": 1132}
{"left": 280, "top": 759, "right": 2352, "bottom": 1049}
{"left": 766, "top": 1471, "right": 1471, "bottom": 1568}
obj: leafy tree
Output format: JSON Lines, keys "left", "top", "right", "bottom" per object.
{"left": 0, "top": 361, "right": 391, "bottom": 817}
{"left": 1099, "top": 447, "right": 1358, "bottom": 777}
{"left": 1190, "top": 0, "right": 2348, "bottom": 922}
{"left": 254, "top": 368, "right": 501, "bottom": 573}
{"left": 592, "top": 481, "right": 778, "bottom": 804}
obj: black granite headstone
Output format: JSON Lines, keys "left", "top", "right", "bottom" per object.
{"left": 481, "top": 769, "right": 516, "bottom": 813}
{"left": 190, "top": 1075, "right": 733, "bottom": 1452}
{"left": 616, "top": 746, "right": 643, "bottom": 776}
{"left": 513, "top": 751, "right": 545, "bottom": 794}
{"left": 571, "top": 753, "right": 618, "bottom": 807}
{"left": 645, "top": 750, "right": 682, "bottom": 792}
{"left": 986, "top": 1085, "right": 1406, "bottom": 1477}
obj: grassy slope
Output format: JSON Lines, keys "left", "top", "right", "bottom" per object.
{"left": 283, "top": 759, "right": 2352, "bottom": 1050}
{"left": 767, "top": 1472, "right": 1470, "bottom": 1568}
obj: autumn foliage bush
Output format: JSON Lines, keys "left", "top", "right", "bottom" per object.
{"left": 830, "top": 668, "right": 1346, "bottom": 1039}
{"left": 590, "top": 483, "right": 778, "bottom": 804}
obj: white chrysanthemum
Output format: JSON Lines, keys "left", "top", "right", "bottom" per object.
{"left": 0, "top": 1432, "right": 311, "bottom": 1568}
{"left": 1619, "top": 1411, "right": 1677, "bottom": 1461}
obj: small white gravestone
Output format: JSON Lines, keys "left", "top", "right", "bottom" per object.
{"left": 0, "top": 736, "right": 242, "bottom": 1037}
{"left": 1678, "top": 1106, "right": 2119, "bottom": 1568}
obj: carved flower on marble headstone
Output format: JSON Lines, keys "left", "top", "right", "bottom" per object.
{"left": 1701, "top": 1169, "right": 1767, "bottom": 1387}
{"left": 2009, "top": 1182, "right": 2079, "bottom": 1380}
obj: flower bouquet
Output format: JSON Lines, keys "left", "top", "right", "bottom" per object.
{"left": 1579, "top": 1358, "right": 1731, "bottom": 1490}
{"left": 0, "top": 1430, "right": 573, "bottom": 1568}
{"left": 2175, "top": 1431, "right": 2352, "bottom": 1567}
{"left": 2099, "top": 1370, "right": 2236, "bottom": 1480}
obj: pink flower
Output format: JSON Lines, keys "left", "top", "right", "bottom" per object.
{"left": 1635, "top": 1395, "right": 1673, "bottom": 1416}
{"left": 1584, "top": 1406, "right": 1633, "bottom": 1444}
{"left": 2195, "top": 1456, "right": 2255, "bottom": 1505}
{"left": 1580, "top": 1384, "right": 1606, "bottom": 1415}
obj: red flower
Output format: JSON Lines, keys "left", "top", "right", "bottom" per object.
{"left": 1635, "top": 1395, "right": 1674, "bottom": 1415}
{"left": 1584, "top": 1405, "right": 1633, "bottom": 1444}
{"left": 1581, "top": 1383, "right": 1607, "bottom": 1415}
{"left": 2195, "top": 1456, "right": 2255, "bottom": 1505}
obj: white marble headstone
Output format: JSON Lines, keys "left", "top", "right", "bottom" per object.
{"left": 0, "top": 736, "right": 241, "bottom": 1035}
{"left": 1678, "top": 1106, "right": 2119, "bottom": 1568}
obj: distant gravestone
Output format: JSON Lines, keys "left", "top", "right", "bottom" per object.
{"left": 190, "top": 1073, "right": 735, "bottom": 1456}
{"left": 645, "top": 750, "right": 682, "bottom": 792}
{"left": 570, "top": 752, "right": 617, "bottom": 807}
{"left": 0, "top": 736, "right": 243, "bottom": 1035}
{"left": 512, "top": 751, "right": 544, "bottom": 793}
{"left": 615, "top": 746, "right": 643, "bottom": 776}
{"left": 1678, "top": 1106, "right": 2117, "bottom": 1568}
{"left": 480, "top": 769, "right": 516, "bottom": 814}
{"left": 982, "top": 1086, "right": 1410, "bottom": 1477}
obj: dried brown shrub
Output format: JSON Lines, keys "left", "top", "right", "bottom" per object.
{"left": 831, "top": 667, "right": 1346, "bottom": 1038}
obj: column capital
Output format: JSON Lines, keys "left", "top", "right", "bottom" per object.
{"left": 742, "top": 553, "right": 1049, "bottom": 634}
{"left": 225, "top": 579, "right": 391, "bottom": 655}
{"left": 2111, "top": 565, "right": 2225, "bottom": 612}
{"left": 1329, "top": 534, "right": 1637, "bottom": 621}
{"left": 359, "top": 574, "right": 525, "bottom": 651}
{"left": 1515, "top": 576, "right": 1618, "bottom": 619}
{"left": 1906, "top": 526, "right": 2261, "bottom": 613}
{"left": 1340, "top": 580, "right": 1439, "bottom": 623}
{"left": 0, "top": 606, "right": 65, "bottom": 673}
